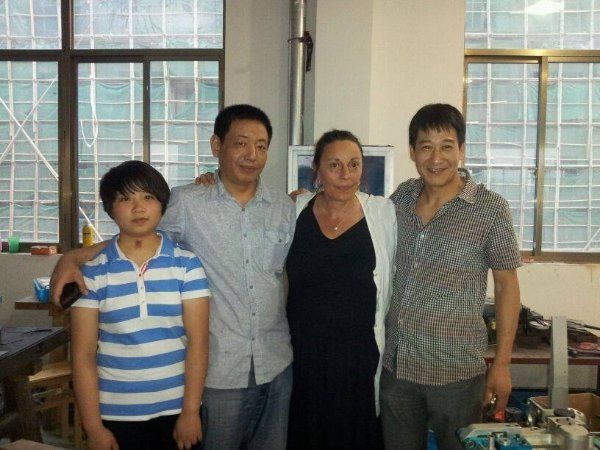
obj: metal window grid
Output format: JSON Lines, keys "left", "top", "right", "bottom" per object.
{"left": 0, "top": 0, "right": 224, "bottom": 250}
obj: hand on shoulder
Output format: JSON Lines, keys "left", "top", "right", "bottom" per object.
{"left": 194, "top": 172, "right": 217, "bottom": 186}
{"left": 288, "top": 188, "right": 311, "bottom": 203}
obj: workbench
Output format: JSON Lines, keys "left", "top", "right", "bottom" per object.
{"left": 485, "top": 336, "right": 600, "bottom": 390}
{"left": 0, "top": 327, "right": 69, "bottom": 442}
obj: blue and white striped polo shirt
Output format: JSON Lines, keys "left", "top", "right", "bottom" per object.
{"left": 73, "top": 230, "right": 210, "bottom": 421}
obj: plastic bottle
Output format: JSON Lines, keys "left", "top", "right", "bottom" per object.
{"left": 82, "top": 224, "right": 94, "bottom": 247}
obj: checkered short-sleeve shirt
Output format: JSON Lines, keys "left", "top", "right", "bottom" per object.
{"left": 383, "top": 169, "right": 521, "bottom": 386}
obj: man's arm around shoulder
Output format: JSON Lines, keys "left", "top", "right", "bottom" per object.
{"left": 50, "top": 241, "right": 108, "bottom": 307}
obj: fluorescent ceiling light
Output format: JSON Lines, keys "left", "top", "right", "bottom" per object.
{"left": 525, "top": 0, "right": 564, "bottom": 15}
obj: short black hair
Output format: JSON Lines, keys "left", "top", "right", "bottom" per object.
{"left": 99, "top": 160, "right": 170, "bottom": 219}
{"left": 408, "top": 103, "right": 466, "bottom": 148}
{"left": 313, "top": 129, "right": 363, "bottom": 169}
{"left": 213, "top": 104, "right": 273, "bottom": 143}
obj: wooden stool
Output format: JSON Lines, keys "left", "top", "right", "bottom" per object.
{"left": 27, "top": 361, "right": 84, "bottom": 449}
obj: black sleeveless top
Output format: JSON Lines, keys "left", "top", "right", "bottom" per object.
{"left": 286, "top": 197, "right": 381, "bottom": 450}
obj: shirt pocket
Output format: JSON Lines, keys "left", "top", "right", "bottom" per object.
{"left": 263, "top": 230, "right": 291, "bottom": 273}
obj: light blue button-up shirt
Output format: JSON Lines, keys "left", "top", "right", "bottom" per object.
{"left": 159, "top": 174, "right": 296, "bottom": 388}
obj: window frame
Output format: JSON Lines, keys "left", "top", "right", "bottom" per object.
{"left": 464, "top": 49, "right": 600, "bottom": 262}
{"left": 0, "top": 0, "right": 225, "bottom": 252}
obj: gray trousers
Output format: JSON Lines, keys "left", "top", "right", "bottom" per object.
{"left": 380, "top": 368, "right": 485, "bottom": 450}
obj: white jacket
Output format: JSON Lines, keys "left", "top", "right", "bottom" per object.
{"left": 295, "top": 191, "right": 397, "bottom": 415}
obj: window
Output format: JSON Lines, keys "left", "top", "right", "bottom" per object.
{"left": 0, "top": 1, "right": 224, "bottom": 249}
{"left": 465, "top": 0, "right": 600, "bottom": 260}
{"left": 0, "top": 61, "right": 59, "bottom": 242}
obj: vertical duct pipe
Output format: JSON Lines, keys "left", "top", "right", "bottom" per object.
{"left": 289, "top": 0, "right": 306, "bottom": 146}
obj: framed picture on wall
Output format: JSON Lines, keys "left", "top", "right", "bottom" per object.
{"left": 287, "top": 145, "right": 395, "bottom": 197}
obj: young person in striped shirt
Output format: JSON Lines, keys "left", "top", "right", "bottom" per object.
{"left": 70, "top": 160, "right": 210, "bottom": 450}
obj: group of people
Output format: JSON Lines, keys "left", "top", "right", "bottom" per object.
{"left": 50, "top": 103, "right": 521, "bottom": 450}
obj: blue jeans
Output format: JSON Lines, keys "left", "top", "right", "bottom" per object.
{"left": 380, "top": 368, "right": 485, "bottom": 450}
{"left": 201, "top": 364, "right": 292, "bottom": 450}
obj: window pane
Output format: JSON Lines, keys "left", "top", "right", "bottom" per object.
{"left": 465, "top": 63, "right": 539, "bottom": 251}
{"left": 150, "top": 61, "right": 219, "bottom": 187}
{"left": 543, "top": 62, "right": 600, "bottom": 251}
{"left": 0, "top": 61, "right": 59, "bottom": 242}
{"left": 78, "top": 63, "right": 143, "bottom": 242}
{"left": 74, "top": 0, "right": 223, "bottom": 49}
{"left": 0, "top": 0, "right": 61, "bottom": 49}
{"left": 466, "top": 0, "right": 600, "bottom": 50}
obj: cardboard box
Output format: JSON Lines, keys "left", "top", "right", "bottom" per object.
{"left": 30, "top": 245, "right": 57, "bottom": 255}
{"left": 530, "top": 392, "right": 600, "bottom": 432}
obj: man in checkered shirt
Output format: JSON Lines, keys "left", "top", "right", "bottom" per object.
{"left": 380, "top": 104, "right": 522, "bottom": 450}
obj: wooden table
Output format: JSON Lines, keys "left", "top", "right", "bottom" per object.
{"left": 14, "top": 297, "right": 69, "bottom": 362}
{"left": 485, "top": 337, "right": 600, "bottom": 390}
{"left": 14, "top": 297, "right": 68, "bottom": 327}
{"left": 0, "top": 327, "right": 69, "bottom": 442}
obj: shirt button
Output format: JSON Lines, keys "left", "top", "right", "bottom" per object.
{"left": 252, "top": 337, "right": 255, "bottom": 341}
{"left": 246, "top": 259, "right": 249, "bottom": 264}
{"left": 243, "top": 233, "right": 247, "bottom": 238}
{"left": 249, "top": 285, "right": 253, "bottom": 290}
{"left": 420, "top": 233, "right": 425, "bottom": 239}
{"left": 242, "top": 207, "right": 246, "bottom": 212}
{"left": 252, "top": 312, "right": 256, "bottom": 316}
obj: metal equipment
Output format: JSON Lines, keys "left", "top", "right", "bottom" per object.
{"left": 459, "top": 316, "right": 600, "bottom": 449}
{"left": 459, "top": 415, "right": 596, "bottom": 449}
{"left": 458, "top": 404, "right": 600, "bottom": 450}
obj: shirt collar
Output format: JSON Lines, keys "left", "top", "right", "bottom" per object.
{"left": 457, "top": 168, "right": 477, "bottom": 204}
{"left": 105, "top": 229, "right": 174, "bottom": 262}
{"left": 211, "top": 170, "right": 273, "bottom": 204}
{"left": 410, "top": 168, "right": 476, "bottom": 205}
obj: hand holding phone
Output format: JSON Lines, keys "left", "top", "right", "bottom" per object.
{"left": 60, "top": 282, "right": 82, "bottom": 309}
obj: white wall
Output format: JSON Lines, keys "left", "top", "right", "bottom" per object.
{"left": 313, "top": 0, "right": 374, "bottom": 142}
{"left": 0, "top": 254, "right": 60, "bottom": 327}
{"left": 491, "top": 263, "right": 600, "bottom": 325}
{"left": 368, "top": 0, "right": 465, "bottom": 182}
{"left": 224, "top": 0, "right": 290, "bottom": 192}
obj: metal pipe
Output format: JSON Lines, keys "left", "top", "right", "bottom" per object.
{"left": 289, "top": 0, "right": 306, "bottom": 146}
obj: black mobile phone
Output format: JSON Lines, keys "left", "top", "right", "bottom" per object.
{"left": 60, "top": 282, "right": 82, "bottom": 309}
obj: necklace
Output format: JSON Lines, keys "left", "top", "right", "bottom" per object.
{"left": 318, "top": 196, "right": 356, "bottom": 232}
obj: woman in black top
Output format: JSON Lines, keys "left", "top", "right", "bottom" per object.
{"left": 286, "top": 130, "right": 396, "bottom": 450}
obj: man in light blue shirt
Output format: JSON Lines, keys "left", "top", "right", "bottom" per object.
{"left": 160, "top": 105, "right": 295, "bottom": 449}
{"left": 160, "top": 173, "right": 294, "bottom": 390}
